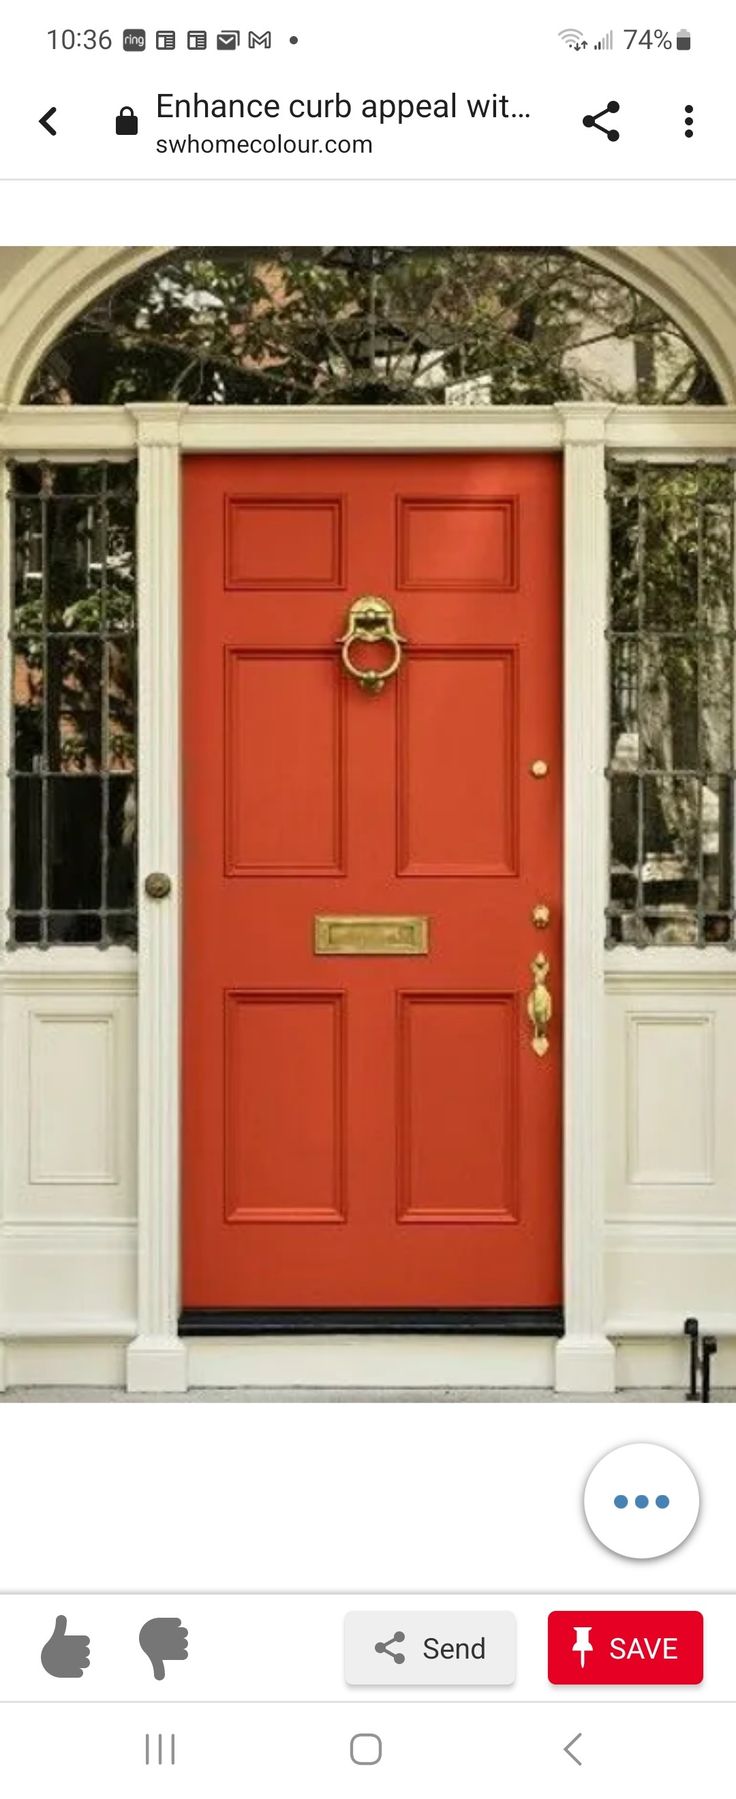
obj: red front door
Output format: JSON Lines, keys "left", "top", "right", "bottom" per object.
{"left": 182, "top": 453, "right": 562, "bottom": 1315}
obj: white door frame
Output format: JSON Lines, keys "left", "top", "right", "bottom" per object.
{"left": 2, "top": 399, "right": 736, "bottom": 1392}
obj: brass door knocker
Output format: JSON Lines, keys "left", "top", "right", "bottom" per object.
{"left": 338, "top": 596, "right": 405, "bottom": 694}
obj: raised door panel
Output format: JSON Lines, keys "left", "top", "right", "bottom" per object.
{"left": 397, "top": 651, "right": 518, "bottom": 875}
{"left": 225, "top": 651, "right": 345, "bottom": 875}
{"left": 224, "top": 992, "right": 345, "bottom": 1224}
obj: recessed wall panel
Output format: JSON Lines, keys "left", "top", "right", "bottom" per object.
{"left": 398, "top": 993, "right": 518, "bottom": 1223}
{"left": 225, "top": 651, "right": 344, "bottom": 874}
{"left": 225, "top": 992, "right": 346, "bottom": 1223}
{"left": 627, "top": 1012, "right": 715, "bottom": 1186}
{"left": 29, "top": 1012, "right": 117, "bottom": 1185}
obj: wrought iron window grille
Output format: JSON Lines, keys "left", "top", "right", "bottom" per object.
{"left": 606, "top": 458, "right": 736, "bottom": 948}
{"left": 8, "top": 459, "right": 138, "bottom": 949}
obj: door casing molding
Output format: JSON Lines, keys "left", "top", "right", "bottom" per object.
{"left": 3, "top": 401, "right": 736, "bottom": 1392}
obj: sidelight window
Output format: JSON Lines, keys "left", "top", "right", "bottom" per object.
{"left": 8, "top": 460, "right": 137, "bottom": 947}
{"left": 607, "top": 461, "right": 736, "bottom": 947}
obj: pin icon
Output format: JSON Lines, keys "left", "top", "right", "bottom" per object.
{"left": 41, "top": 1615, "right": 91, "bottom": 1678}
{"left": 139, "top": 1617, "right": 189, "bottom": 1681}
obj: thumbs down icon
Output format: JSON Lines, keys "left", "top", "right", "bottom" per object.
{"left": 139, "top": 1616, "right": 189, "bottom": 1681}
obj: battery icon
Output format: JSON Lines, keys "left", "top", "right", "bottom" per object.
{"left": 677, "top": 28, "right": 691, "bottom": 49}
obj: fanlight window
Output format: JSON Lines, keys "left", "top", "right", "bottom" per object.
{"left": 26, "top": 247, "right": 722, "bottom": 409}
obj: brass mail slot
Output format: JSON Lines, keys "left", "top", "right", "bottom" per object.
{"left": 314, "top": 915, "right": 429, "bottom": 956}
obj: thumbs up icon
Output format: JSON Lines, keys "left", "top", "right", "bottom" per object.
{"left": 41, "top": 1615, "right": 91, "bottom": 1678}
{"left": 139, "top": 1617, "right": 189, "bottom": 1681}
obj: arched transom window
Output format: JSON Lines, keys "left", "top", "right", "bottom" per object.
{"left": 26, "top": 247, "right": 722, "bottom": 409}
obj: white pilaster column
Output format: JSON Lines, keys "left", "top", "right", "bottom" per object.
{"left": 126, "top": 405, "right": 189, "bottom": 1393}
{"left": 554, "top": 405, "right": 616, "bottom": 1393}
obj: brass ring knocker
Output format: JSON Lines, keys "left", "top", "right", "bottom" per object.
{"left": 338, "top": 596, "right": 406, "bottom": 694}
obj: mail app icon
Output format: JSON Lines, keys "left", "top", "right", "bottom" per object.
{"left": 248, "top": 29, "right": 272, "bottom": 47}
{"left": 217, "top": 29, "right": 240, "bottom": 48}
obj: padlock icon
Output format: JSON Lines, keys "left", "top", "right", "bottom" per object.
{"left": 676, "top": 27, "right": 691, "bottom": 49}
{"left": 116, "top": 106, "right": 139, "bottom": 136}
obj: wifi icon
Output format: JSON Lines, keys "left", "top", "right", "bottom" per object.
{"left": 559, "top": 27, "right": 587, "bottom": 49}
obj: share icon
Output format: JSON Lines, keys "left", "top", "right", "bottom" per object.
{"left": 582, "top": 99, "right": 620, "bottom": 141}
{"left": 374, "top": 1630, "right": 406, "bottom": 1665}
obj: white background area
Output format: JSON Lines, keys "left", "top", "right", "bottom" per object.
{"left": 0, "top": 1405, "right": 722, "bottom": 1589}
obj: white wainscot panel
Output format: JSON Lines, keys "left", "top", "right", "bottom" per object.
{"left": 626, "top": 1010, "right": 714, "bottom": 1189}
{"left": 606, "top": 978, "right": 736, "bottom": 1222}
{"left": 605, "top": 973, "right": 736, "bottom": 1337}
{"left": 2, "top": 983, "right": 137, "bottom": 1223}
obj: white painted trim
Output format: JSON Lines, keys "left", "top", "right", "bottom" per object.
{"left": 0, "top": 249, "right": 168, "bottom": 407}
{"left": 581, "top": 249, "right": 736, "bottom": 407}
{"left": 555, "top": 406, "right": 616, "bottom": 1394}
{"left": 0, "top": 963, "right": 137, "bottom": 992}
{"left": 1, "top": 1341, "right": 128, "bottom": 1387}
{"left": 186, "top": 1337, "right": 558, "bottom": 1390}
{"left": 608, "top": 1315, "right": 736, "bottom": 1337}
{"left": 1, "top": 1318, "right": 137, "bottom": 1339}
{"left": 605, "top": 960, "right": 736, "bottom": 988}
{"left": 0, "top": 404, "right": 137, "bottom": 456}
{"left": 125, "top": 407, "right": 188, "bottom": 1395}
{"left": 607, "top": 409, "right": 736, "bottom": 453}
{"left": 178, "top": 407, "right": 565, "bottom": 452}
{"left": 2, "top": 404, "right": 736, "bottom": 459}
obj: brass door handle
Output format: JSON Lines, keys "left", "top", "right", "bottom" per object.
{"left": 527, "top": 952, "right": 552, "bottom": 1057}
{"left": 338, "top": 596, "right": 405, "bottom": 694}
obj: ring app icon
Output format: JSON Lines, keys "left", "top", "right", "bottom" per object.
{"left": 584, "top": 1444, "right": 700, "bottom": 1559}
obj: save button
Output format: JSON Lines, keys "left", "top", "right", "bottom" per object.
{"left": 548, "top": 1610, "right": 703, "bottom": 1685}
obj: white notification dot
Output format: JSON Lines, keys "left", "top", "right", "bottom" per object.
{"left": 584, "top": 1443, "right": 700, "bottom": 1560}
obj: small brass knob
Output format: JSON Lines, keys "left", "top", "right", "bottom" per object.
{"left": 530, "top": 760, "right": 549, "bottom": 779}
{"left": 144, "top": 872, "right": 172, "bottom": 900}
{"left": 532, "top": 904, "right": 551, "bottom": 929}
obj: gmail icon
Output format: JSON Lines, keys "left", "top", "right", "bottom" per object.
{"left": 248, "top": 29, "right": 272, "bottom": 47}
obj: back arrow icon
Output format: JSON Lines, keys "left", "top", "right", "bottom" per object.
{"left": 39, "top": 108, "right": 57, "bottom": 135}
{"left": 564, "top": 1733, "right": 583, "bottom": 1766}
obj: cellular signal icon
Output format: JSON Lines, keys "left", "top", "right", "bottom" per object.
{"left": 559, "top": 27, "right": 587, "bottom": 49}
{"left": 594, "top": 29, "right": 614, "bottom": 49}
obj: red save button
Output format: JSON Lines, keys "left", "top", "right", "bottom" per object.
{"left": 548, "top": 1611, "right": 703, "bottom": 1685}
